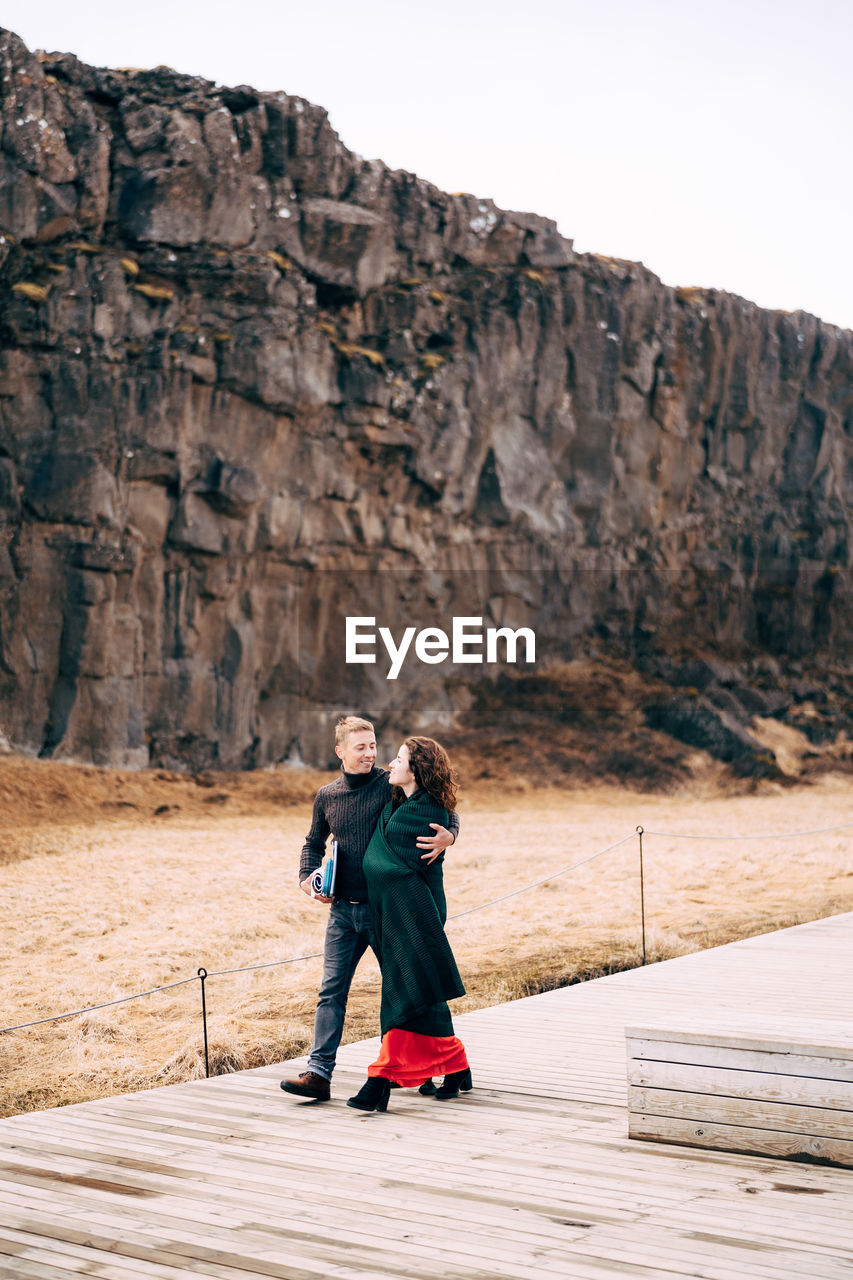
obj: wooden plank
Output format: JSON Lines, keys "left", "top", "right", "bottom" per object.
{"left": 625, "top": 1021, "right": 853, "bottom": 1058}
{"left": 646, "top": 1201, "right": 853, "bottom": 1258}
{"left": 0, "top": 1148, "right": 609, "bottom": 1276}
{"left": 628, "top": 1086, "right": 853, "bottom": 1139}
{"left": 0, "top": 1256, "right": 90, "bottom": 1280}
{"left": 629, "top": 1113, "right": 853, "bottom": 1166}
{"left": 0, "top": 1203, "right": 579, "bottom": 1280}
{"left": 0, "top": 1167, "right": 598, "bottom": 1266}
{"left": 567, "top": 1224, "right": 853, "bottom": 1280}
{"left": 3, "top": 1146, "right": 845, "bottom": 1280}
{"left": 626, "top": 1036, "right": 853, "bottom": 1082}
{"left": 0, "top": 1155, "right": 617, "bottom": 1249}
{"left": 0, "top": 1214, "right": 430, "bottom": 1280}
{"left": 0, "top": 1229, "right": 214, "bottom": 1280}
{"left": 6, "top": 1126, "right": 850, "bottom": 1254}
{"left": 0, "top": 1141, "right": 605, "bottom": 1245}
{"left": 626, "top": 1060, "right": 853, "bottom": 1109}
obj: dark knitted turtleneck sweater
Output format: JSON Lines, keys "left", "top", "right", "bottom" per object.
{"left": 299, "top": 766, "right": 460, "bottom": 901}
{"left": 343, "top": 768, "right": 374, "bottom": 789}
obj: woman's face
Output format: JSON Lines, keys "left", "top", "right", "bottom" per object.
{"left": 388, "top": 743, "right": 415, "bottom": 788}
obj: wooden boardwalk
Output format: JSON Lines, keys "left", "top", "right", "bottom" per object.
{"left": 1, "top": 914, "right": 852, "bottom": 1279}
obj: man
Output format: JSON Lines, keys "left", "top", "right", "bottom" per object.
{"left": 280, "top": 715, "right": 459, "bottom": 1101}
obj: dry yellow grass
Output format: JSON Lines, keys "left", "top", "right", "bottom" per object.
{"left": 1, "top": 757, "right": 852, "bottom": 1117}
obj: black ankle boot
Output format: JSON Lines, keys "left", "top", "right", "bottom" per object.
{"left": 347, "top": 1076, "right": 391, "bottom": 1112}
{"left": 434, "top": 1067, "right": 473, "bottom": 1100}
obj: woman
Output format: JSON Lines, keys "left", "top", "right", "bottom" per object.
{"left": 347, "top": 736, "right": 472, "bottom": 1112}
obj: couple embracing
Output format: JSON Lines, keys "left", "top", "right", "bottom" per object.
{"left": 280, "top": 716, "right": 471, "bottom": 1113}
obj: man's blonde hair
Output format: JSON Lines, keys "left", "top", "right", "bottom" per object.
{"left": 335, "top": 715, "right": 374, "bottom": 748}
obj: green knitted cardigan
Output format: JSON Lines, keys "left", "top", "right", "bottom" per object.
{"left": 363, "top": 790, "right": 466, "bottom": 1037}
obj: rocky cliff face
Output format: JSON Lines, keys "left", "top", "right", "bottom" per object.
{"left": 0, "top": 29, "right": 851, "bottom": 769}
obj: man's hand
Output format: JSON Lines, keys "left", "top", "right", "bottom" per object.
{"left": 300, "top": 877, "right": 333, "bottom": 903}
{"left": 417, "top": 822, "right": 454, "bottom": 864}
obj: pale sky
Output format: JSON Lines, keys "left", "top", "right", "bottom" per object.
{"left": 4, "top": 0, "right": 852, "bottom": 330}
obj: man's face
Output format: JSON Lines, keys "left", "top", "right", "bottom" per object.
{"left": 336, "top": 730, "right": 377, "bottom": 774}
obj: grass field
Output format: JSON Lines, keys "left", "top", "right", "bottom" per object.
{"left": 1, "top": 755, "right": 852, "bottom": 1116}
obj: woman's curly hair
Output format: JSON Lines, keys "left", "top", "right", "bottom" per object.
{"left": 394, "top": 736, "right": 458, "bottom": 812}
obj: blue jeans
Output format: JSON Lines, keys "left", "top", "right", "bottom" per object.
{"left": 306, "top": 901, "right": 375, "bottom": 1081}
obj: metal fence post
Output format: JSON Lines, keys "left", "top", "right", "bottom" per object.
{"left": 198, "top": 968, "right": 210, "bottom": 1078}
{"left": 636, "top": 826, "right": 647, "bottom": 966}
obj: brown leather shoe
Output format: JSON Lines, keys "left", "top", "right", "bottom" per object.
{"left": 280, "top": 1070, "right": 330, "bottom": 1101}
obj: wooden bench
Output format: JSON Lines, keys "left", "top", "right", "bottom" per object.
{"left": 626, "top": 1021, "right": 853, "bottom": 1167}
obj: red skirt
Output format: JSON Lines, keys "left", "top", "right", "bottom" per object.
{"left": 368, "top": 1028, "right": 469, "bottom": 1087}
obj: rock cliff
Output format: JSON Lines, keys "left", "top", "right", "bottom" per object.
{"left": 1, "top": 29, "right": 850, "bottom": 770}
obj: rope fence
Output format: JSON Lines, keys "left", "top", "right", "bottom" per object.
{"left": 445, "top": 831, "right": 638, "bottom": 921}
{"left": 3, "top": 817, "right": 852, "bottom": 1076}
{"left": 642, "top": 821, "right": 853, "bottom": 840}
{"left": 0, "top": 975, "right": 200, "bottom": 1034}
